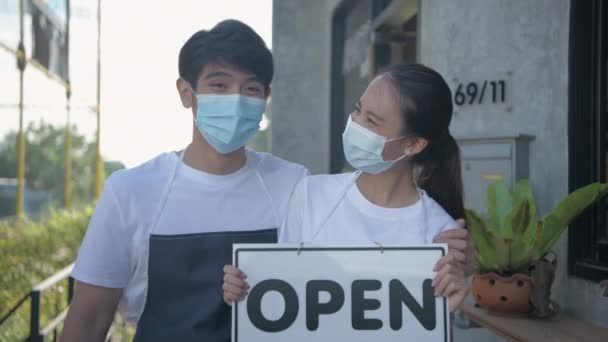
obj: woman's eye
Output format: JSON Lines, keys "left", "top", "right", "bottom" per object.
{"left": 367, "top": 117, "right": 376, "bottom": 125}
{"left": 248, "top": 86, "right": 262, "bottom": 94}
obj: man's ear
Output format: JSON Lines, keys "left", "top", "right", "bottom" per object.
{"left": 177, "top": 78, "right": 194, "bottom": 108}
{"left": 404, "top": 136, "right": 428, "bottom": 156}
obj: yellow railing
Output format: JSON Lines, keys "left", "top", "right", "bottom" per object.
{"left": 1, "top": 0, "right": 103, "bottom": 217}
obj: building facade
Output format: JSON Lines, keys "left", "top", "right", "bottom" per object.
{"left": 271, "top": 0, "right": 607, "bottom": 339}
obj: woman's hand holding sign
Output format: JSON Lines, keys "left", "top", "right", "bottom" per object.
{"left": 434, "top": 219, "right": 476, "bottom": 276}
{"left": 432, "top": 254, "right": 469, "bottom": 312}
{"left": 431, "top": 219, "right": 473, "bottom": 312}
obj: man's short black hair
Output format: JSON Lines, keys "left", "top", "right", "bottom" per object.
{"left": 178, "top": 19, "right": 273, "bottom": 90}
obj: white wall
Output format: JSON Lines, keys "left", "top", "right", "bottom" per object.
{"left": 272, "top": 0, "right": 608, "bottom": 336}
{"left": 270, "top": 0, "right": 341, "bottom": 174}
{"left": 419, "top": 0, "right": 608, "bottom": 330}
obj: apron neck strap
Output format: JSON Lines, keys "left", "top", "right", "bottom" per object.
{"left": 149, "top": 149, "right": 185, "bottom": 232}
{"left": 153, "top": 147, "right": 281, "bottom": 230}
{"left": 310, "top": 171, "right": 430, "bottom": 242}
{"left": 245, "top": 152, "right": 281, "bottom": 228}
{"left": 309, "top": 172, "right": 361, "bottom": 241}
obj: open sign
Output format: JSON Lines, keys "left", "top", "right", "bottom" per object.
{"left": 232, "top": 245, "right": 449, "bottom": 342}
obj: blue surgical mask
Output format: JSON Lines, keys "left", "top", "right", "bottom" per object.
{"left": 193, "top": 93, "right": 266, "bottom": 154}
{"left": 342, "top": 115, "right": 408, "bottom": 174}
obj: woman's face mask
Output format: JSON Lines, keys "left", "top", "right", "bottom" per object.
{"left": 342, "top": 74, "right": 419, "bottom": 174}
{"left": 342, "top": 115, "right": 409, "bottom": 174}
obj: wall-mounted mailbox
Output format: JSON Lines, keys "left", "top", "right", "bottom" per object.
{"left": 457, "top": 135, "right": 535, "bottom": 215}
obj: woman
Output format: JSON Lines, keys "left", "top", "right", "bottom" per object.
{"left": 224, "top": 63, "right": 469, "bottom": 311}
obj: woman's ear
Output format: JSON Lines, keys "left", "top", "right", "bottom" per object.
{"left": 177, "top": 78, "right": 194, "bottom": 108}
{"left": 404, "top": 136, "right": 428, "bottom": 156}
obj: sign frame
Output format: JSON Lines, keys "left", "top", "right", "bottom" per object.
{"left": 233, "top": 245, "right": 449, "bottom": 342}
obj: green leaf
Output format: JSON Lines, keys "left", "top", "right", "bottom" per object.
{"left": 466, "top": 209, "right": 498, "bottom": 271}
{"left": 501, "top": 180, "right": 537, "bottom": 272}
{"left": 508, "top": 238, "right": 535, "bottom": 273}
{"left": 551, "top": 183, "right": 608, "bottom": 227}
{"left": 513, "top": 180, "right": 537, "bottom": 235}
{"left": 539, "top": 217, "right": 566, "bottom": 257}
{"left": 493, "top": 237, "right": 512, "bottom": 273}
{"left": 487, "top": 181, "right": 513, "bottom": 239}
{"left": 538, "top": 183, "right": 608, "bottom": 256}
{"left": 533, "top": 214, "right": 559, "bottom": 260}
{"left": 507, "top": 199, "right": 533, "bottom": 237}
{"left": 513, "top": 180, "right": 534, "bottom": 201}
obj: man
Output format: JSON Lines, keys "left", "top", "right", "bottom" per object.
{"left": 61, "top": 19, "right": 473, "bottom": 342}
{"left": 61, "top": 20, "right": 308, "bottom": 341}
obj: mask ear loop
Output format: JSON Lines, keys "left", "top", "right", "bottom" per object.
{"left": 385, "top": 135, "right": 408, "bottom": 143}
{"left": 383, "top": 135, "right": 411, "bottom": 163}
{"left": 190, "top": 86, "right": 199, "bottom": 123}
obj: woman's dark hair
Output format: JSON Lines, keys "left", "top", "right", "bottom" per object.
{"left": 381, "top": 63, "right": 465, "bottom": 219}
{"left": 178, "top": 19, "right": 273, "bottom": 91}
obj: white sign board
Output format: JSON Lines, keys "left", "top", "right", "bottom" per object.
{"left": 232, "top": 244, "right": 449, "bottom": 342}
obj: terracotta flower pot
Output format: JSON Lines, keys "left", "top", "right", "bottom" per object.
{"left": 472, "top": 272, "right": 534, "bottom": 315}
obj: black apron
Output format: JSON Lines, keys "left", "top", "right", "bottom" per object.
{"left": 134, "top": 151, "right": 280, "bottom": 341}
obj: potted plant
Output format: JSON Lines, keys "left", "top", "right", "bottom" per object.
{"left": 466, "top": 180, "right": 608, "bottom": 316}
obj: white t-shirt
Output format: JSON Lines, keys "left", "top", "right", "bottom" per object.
{"left": 72, "top": 149, "right": 308, "bottom": 323}
{"left": 279, "top": 172, "right": 458, "bottom": 244}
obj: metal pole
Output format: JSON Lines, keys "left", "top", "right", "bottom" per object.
{"left": 64, "top": 85, "right": 72, "bottom": 209}
{"left": 29, "top": 290, "right": 42, "bottom": 342}
{"left": 67, "top": 276, "right": 75, "bottom": 304}
{"left": 94, "top": 0, "right": 103, "bottom": 199}
{"left": 16, "top": 0, "right": 26, "bottom": 218}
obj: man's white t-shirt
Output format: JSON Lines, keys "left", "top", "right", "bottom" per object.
{"left": 279, "top": 173, "right": 458, "bottom": 244}
{"left": 72, "top": 149, "right": 308, "bottom": 323}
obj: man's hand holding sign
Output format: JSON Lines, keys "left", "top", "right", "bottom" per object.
{"left": 225, "top": 242, "right": 469, "bottom": 342}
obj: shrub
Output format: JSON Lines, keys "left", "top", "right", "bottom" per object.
{"left": 0, "top": 207, "right": 92, "bottom": 340}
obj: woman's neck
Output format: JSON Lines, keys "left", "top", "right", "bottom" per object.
{"left": 356, "top": 162, "right": 419, "bottom": 208}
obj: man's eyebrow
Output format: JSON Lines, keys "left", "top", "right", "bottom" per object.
{"left": 202, "top": 71, "right": 233, "bottom": 79}
{"left": 245, "top": 75, "right": 264, "bottom": 84}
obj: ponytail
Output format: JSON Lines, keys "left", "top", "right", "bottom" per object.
{"left": 414, "top": 132, "right": 465, "bottom": 220}
{"left": 381, "top": 63, "right": 465, "bottom": 220}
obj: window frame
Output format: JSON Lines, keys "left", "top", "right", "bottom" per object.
{"left": 568, "top": 0, "right": 608, "bottom": 282}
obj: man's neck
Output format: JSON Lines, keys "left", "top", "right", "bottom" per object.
{"left": 183, "top": 132, "right": 247, "bottom": 175}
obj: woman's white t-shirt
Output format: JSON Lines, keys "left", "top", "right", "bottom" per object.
{"left": 279, "top": 173, "right": 458, "bottom": 244}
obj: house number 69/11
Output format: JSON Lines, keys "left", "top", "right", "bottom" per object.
{"left": 454, "top": 80, "right": 506, "bottom": 106}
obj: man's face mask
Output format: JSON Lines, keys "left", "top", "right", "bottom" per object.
{"left": 192, "top": 91, "right": 266, "bottom": 154}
